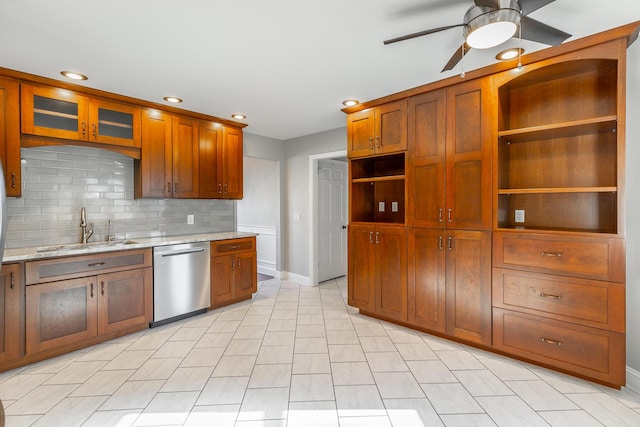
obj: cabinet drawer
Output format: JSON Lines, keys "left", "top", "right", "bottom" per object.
{"left": 26, "top": 249, "right": 152, "bottom": 284}
{"left": 493, "top": 232, "right": 624, "bottom": 282}
{"left": 211, "top": 237, "right": 255, "bottom": 256}
{"left": 492, "top": 268, "right": 624, "bottom": 332}
{"left": 493, "top": 308, "right": 624, "bottom": 386}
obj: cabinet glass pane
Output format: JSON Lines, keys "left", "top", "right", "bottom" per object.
{"left": 33, "top": 95, "right": 78, "bottom": 131}
{"left": 98, "top": 108, "right": 134, "bottom": 139}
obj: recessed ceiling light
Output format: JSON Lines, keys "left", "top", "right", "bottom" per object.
{"left": 496, "top": 47, "right": 524, "bottom": 60}
{"left": 60, "top": 71, "right": 88, "bottom": 80}
{"left": 163, "top": 96, "right": 183, "bottom": 104}
{"left": 342, "top": 99, "right": 359, "bottom": 107}
{"left": 231, "top": 114, "right": 246, "bottom": 120}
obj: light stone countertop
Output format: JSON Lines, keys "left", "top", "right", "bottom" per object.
{"left": 2, "top": 231, "right": 257, "bottom": 263}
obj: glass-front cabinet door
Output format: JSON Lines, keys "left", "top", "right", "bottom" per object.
{"left": 21, "top": 84, "right": 140, "bottom": 148}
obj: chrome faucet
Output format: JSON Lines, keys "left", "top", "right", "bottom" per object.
{"left": 80, "top": 207, "right": 94, "bottom": 244}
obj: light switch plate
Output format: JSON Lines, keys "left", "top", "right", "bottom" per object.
{"left": 378, "top": 202, "right": 385, "bottom": 212}
{"left": 515, "top": 209, "right": 525, "bottom": 223}
{"left": 187, "top": 214, "right": 194, "bottom": 225}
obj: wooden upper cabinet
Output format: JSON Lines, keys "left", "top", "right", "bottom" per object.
{"left": 408, "top": 89, "right": 446, "bottom": 228}
{"left": 199, "top": 121, "right": 223, "bottom": 198}
{"left": 172, "top": 116, "right": 199, "bottom": 198}
{"left": 199, "top": 122, "right": 243, "bottom": 199}
{"left": 445, "top": 78, "right": 493, "bottom": 231}
{"left": 347, "top": 100, "right": 407, "bottom": 158}
{"left": 408, "top": 79, "right": 492, "bottom": 230}
{"left": 222, "top": 126, "right": 243, "bottom": 199}
{"left": 21, "top": 84, "right": 140, "bottom": 148}
{"left": 136, "top": 109, "right": 173, "bottom": 198}
{"left": 0, "top": 78, "right": 21, "bottom": 197}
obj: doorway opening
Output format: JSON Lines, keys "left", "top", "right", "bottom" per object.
{"left": 309, "top": 150, "right": 348, "bottom": 286}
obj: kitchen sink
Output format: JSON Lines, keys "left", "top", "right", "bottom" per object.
{"left": 36, "top": 240, "right": 138, "bottom": 253}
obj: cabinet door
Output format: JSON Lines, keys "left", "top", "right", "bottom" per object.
{"left": 348, "top": 225, "right": 375, "bottom": 311}
{"left": 88, "top": 98, "right": 141, "bottom": 148}
{"left": 211, "top": 254, "right": 234, "bottom": 307}
{"left": 26, "top": 277, "right": 98, "bottom": 354}
{"left": 445, "top": 79, "right": 493, "bottom": 230}
{"left": 408, "top": 90, "right": 446, "bottom": 228}
{"left": 21, "top": 84, "right": 89, "bottom": 141}
{"left": 136, "top": 109, "right": 173, "bottom": 198}
{"left": 0, "top": 78, "right": 21, "bottom": 197}
{"left": 445, "top": 230, "right": 491, "bottom": 345}
{"left": 235, "top": 251, "right": 257, "bottom": 299}
{"left": 0, "top": 264, "right": 21, "bottom": 363}
{"left": 97, "top": 268, "right": 152, "bottom": 335}
{"left": 172, "top": 116, "right": 200, "bottom": 198}
{"left": 408, "top": 228, "right": 446, "bottom": 333}
{"left": 375, "top": 226, "right": 408, "bottom": 321}
{"left": 199, "top": 121, "right": 223, "bottom": 198}
{"left": 347, "top": 109, "right": 375, "bottom": 158}
{"left": 222, "top": 127, "right": 243, "bottom": 199}
{"left": 375, "top": 100, "right": 407, "bottom": 155}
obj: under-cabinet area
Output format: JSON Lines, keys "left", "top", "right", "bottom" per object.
{"left": 345, "top": 27, "right": 630, "bottom": 387}
{"left": 0, "top": 234, "right": 258, "bottom": 372}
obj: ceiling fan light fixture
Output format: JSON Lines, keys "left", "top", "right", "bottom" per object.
{"left": 463, "top": 2, "right": 521, "bottom": 50}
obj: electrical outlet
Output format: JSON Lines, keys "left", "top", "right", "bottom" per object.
{"left": 392, "top": 201, "right": 398, "bottom": 212}
{"left": 515, "top": 210, "right": 525, "bottom": 223}
{"left": 187, "top": 214, "right": 194, "bottom": 225}
{"left": 378, "top": 201, "right": 385, "bottom": 212}
{"left": 294, "top": 213, "right": 301, "bottom": 222}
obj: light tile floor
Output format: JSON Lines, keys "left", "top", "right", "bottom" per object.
{"left": 2, "top": 277, "right": 640, "bottom": 426}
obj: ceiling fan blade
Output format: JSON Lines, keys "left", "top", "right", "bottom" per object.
{"left": 384, "top": 24, "right": 464, "bottom": 45}
{"left": 474, "top": 0, "right": 501, "bottom": 8}
{"left": 442, "top": 42, "right": 471, "bottom": 72}
{"left": 520, "top": 16, "right": 571, "bottom": 46}
{"left": 519, "top": 0, "right": 555, "bottom": 16}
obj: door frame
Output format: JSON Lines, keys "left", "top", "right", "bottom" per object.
{"left": 308, "top": 149, "right": 347, "bottom": 286}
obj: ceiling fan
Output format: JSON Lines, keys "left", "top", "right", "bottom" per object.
{"left": 384, "top": 0, "right": 571, "bottom": 72}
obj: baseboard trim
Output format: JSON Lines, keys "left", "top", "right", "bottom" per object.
{"left": 626, "top": 366, "right": 640, "bottom": 392}
{"left": 280, "top": 271, "right": 312, "bottom": 286}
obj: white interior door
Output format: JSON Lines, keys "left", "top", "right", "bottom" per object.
{"left": 318, "top": 159, "right": 347, "bottom": 282}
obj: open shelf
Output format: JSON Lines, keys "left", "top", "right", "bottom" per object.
{"left": 498, "top": 187, "right": 617, "bottom": 195}
{"left": 498, "top": 116, "right": 617, "bottom": 143}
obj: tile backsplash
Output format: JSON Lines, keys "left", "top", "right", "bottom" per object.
{"left": 5, "top": 146, "right": 236, "bottom": 249}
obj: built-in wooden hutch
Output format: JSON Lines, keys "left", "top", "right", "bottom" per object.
{"left": 345, "top": 21, "right": 639, "bottom": 387}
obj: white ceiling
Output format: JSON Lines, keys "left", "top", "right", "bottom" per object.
{"left": 1, "top": 0, "right": 639, "bottom": 140}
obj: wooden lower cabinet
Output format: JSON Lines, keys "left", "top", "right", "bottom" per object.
{"left": 210, "top": 238, "right": 257, "bottom": 308}
{"left": 0, "top": 264, "right": 21, "bottom": 363}
{"left": 348, "top": 224, "right": 407, "bottom": 322}
{"left": 408, "top": 228, "right": 491, "bottom": 345}
{"left": 24, "top": 249, "right": 152, "bottom": 358}
{"left": 26, "top": 268, "right": 152, "bottom": 355}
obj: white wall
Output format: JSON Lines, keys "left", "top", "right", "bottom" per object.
{"left": 282, "top": 127, "right": 347, "bottom": 280}
{"left": 625, "top": 37, "right": 640, "bottom": 388}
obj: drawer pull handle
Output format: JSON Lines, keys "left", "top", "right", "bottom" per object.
{"left": 230, "top": 245, "right": 240, "bottom": 249}
{"left": 541, "top": 252, "right": 563, "bottom": 257}
{"left": 88, "top": 262, "right": 105, "bottom": 267}
{"left": 10, "top": 272, "right": 14, "bottom": 289}
{"left": 90, "top": 283, "right": 94, "bottom": 298}
{"left": 539, "top": 292, "right": 562, "bottom": 300}
{"left": 438, "top": 208, "right": 443, "bottom": 222}
{"left": 101, "top": 281, "right": 105, "bottom": 295}
{"left": 438, "top": 235, "right": 444, "bottom": 250}
{"left": 540, "top": 337, "right": 562, "bottom": 346}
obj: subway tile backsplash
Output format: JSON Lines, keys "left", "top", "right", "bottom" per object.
{"left": 5, "top": 146, "right": 235, "bottom": 249}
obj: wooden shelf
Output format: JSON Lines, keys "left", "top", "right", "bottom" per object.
{"left": 498, "top": 116, "right": 617, "bottom": 143}
{"left": 498, "top": 186, "right": 617, "bottom": 195}
{"left": 352, "top": 175, "right": 405, "bottom": 184}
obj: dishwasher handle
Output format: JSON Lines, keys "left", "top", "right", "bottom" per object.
{"left": 160, "top": 247, "right": 206, "bottom": 257}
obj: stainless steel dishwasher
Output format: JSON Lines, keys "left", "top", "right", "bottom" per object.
{"left": 151, "top": 242, "right": 211, "bottom": 327}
